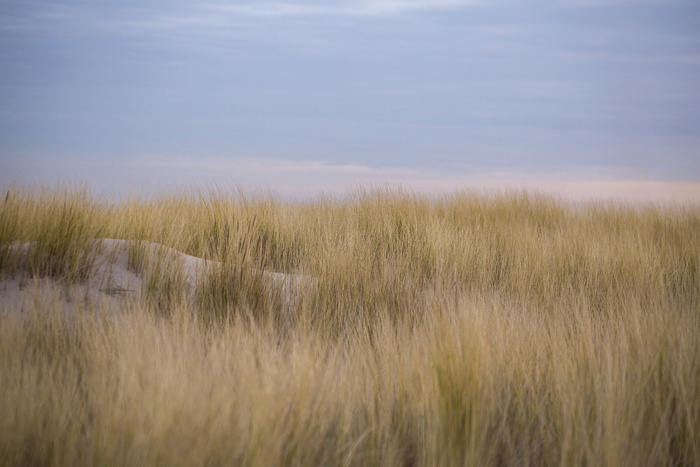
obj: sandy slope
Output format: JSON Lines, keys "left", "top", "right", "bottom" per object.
{"left": 0, "top": 239, "right": 308, "bottom": 318}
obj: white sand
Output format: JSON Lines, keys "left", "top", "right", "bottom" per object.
{"left": 0, "top": 239, "right": 309, "bottom": 320}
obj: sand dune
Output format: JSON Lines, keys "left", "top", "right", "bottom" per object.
{"left": 0, "top": 238, "right": 309, "bottom": 317}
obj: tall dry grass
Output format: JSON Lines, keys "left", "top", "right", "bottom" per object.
{"left": 0, "top": 184, "right": 698, "bottom": 466}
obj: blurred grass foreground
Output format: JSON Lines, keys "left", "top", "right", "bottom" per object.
{"left": 1, "top": 184, "right": 698, "bottom": 466}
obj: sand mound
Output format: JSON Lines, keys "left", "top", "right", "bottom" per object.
{"left": 0, "top": 238, "right": 309, "bottom": 318}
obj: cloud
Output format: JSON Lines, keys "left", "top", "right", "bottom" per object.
{"left": 114, "top": 155, "right": 700, "bottom": 203}
{"left": 194, "top": 0, "right": 476, "bottom": 18}
{"left": 135, "top": 155, "right": 416, "bottom": 176}
{"left": 4, "top": 152, "right": 699, "bottom": 203}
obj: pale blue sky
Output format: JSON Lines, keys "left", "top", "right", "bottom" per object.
{"left": 1, "top": 0, "right": 699, "bottom": 200}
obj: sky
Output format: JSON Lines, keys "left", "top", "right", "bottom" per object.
{"left": 1, "top": 0, "right": 699, "bottom": 201}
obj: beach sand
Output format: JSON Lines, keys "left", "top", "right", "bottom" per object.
{"left": 0, "top": 239, "right": 308, "bottom": 319}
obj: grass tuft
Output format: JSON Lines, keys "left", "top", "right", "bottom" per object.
{"left": 0, "top": 185, "right": 698, "bottom": 466}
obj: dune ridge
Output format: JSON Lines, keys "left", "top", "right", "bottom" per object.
{"left": 0, "top": 238, "right": 309, "bottom": 319}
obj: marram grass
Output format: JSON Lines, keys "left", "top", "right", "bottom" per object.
{"left": 0, "top": 185, "right": 698, "bottom": 466}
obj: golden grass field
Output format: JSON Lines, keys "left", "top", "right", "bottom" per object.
{"left": 1, "top": 184, "right": 698, "bottom": 466}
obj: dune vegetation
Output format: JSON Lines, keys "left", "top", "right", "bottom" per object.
{"left": 0, "top": 184, "right": 698, "bottom": 466}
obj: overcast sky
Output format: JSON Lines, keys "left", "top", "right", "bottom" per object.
{"left": 1, "top": 0, "right": 699, "bottom": 200}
